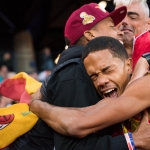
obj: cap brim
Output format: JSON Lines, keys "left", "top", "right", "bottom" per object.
{"left": 108, "top": 6, "right": 127, "bottom": 26}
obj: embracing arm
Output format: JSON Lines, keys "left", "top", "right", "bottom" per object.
{"left": 129, "top": 57, "right": 149, "bottom": 84}
{"left": 30, "top": 75, "right": 150, "bottom": 138}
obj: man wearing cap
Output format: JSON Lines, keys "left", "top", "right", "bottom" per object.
{"left": 10, "top": 3, "right": 133, "bottom": 150}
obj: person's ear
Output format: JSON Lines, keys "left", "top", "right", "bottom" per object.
{"left": 83, "top": 30, "right": 95, "bottom": 41}
{"left": 125, "top": 58, "right": 133, "bottom": 74}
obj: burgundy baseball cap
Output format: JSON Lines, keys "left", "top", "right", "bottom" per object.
{"left": 65, "top": 3, "right": 127, "bottom": 45}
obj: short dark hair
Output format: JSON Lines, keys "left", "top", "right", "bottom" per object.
{"left": 65, "top": 36, "right": 86, "bottom": 46}
{"left": 65, "top": 37, "right": 71, "bottom": 46}
{"left": 82, "top": 36, "right": 128, "bottom": 61}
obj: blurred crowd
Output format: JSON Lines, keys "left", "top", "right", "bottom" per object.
{"left": 0, "top": 47, "right": 56, "bottom": 108}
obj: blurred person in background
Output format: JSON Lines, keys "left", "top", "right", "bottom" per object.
{"left": 38, "top": 47, "right": 55, "bottom": 72}
{"left": 114, "top": 0, "right": 150, "bottom": 69}
{"left": 0, "top": 65, "right": 9, "bottom": 82}
{"left": 28, "top": 71, "right": 39, "bottom": 81}
{"left": 37, "top": 47, "right": 55, "bottom": 82}
{"left": 38, "top": 69, "right": 52, "bottom": 82}
{"left": 0, "top": 52, "right": 14, "bottom": 72}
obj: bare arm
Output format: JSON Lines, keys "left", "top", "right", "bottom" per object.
{"left": 30, "top": 75, "right": 150, "bottom": 138}
{"left": 129, "top": 57, "right": 149, "bottom": 84}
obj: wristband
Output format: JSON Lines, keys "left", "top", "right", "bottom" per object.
{"left": 29, "top": 99, "right": 41, "bottom": 111}
{"left": 142, "top": 52, "right": 150, "bottom": 66}
{"left": 124, "top": 132, "right": 136, "bottom": 150}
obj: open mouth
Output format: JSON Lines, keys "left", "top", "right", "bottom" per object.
{"left": 102, "top": 88, "right": 118, "bottom": 98}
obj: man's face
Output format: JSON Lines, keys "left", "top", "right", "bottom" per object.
{"left": 90, "top": 17, "right": 123, "bottom": 42}
{"left": 83, "top": 49, "right": 132, "bottom": 98}
{"left": 117, "top": 2, "right": 150, "bottom": 40}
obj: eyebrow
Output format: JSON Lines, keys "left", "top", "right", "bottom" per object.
{"left": 89, "top": 66, "right": 111, "bottom": 77}
{"left": 102, "top": 66, "right": 111, "bottom": 72}
{"left": 127, "top": 11, "right": 140, "bottom": 16}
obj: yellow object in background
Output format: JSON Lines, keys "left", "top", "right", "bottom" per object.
{"left": 0, "top": 104, "right": 38, "bottom": 149}
{"left": 0, "top": 72, "right": 42, "bottom": 149}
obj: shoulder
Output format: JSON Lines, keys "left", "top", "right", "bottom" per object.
{"left": 46, "top": 59, "right": 92, "bottom": 85}
{"left": 127, "top": 75, "right": 150, "bottom": 88}
{"left": 56, "top": 60, "right": 90, "bottom": 82}
{"left": 123, "top": 75, "right": 150, "bottom": 98}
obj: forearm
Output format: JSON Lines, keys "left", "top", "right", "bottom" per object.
{"left": 30, "top": 99, "right": 123, "bottom": 138}
{"left": 30, "top": 100, "right": 89, "bottom": 137}
{"left": 129, "top": 57, "right": 149, "bottom": 84}
{"left": 30, "top": 97, "right": 148, "bottom": 138}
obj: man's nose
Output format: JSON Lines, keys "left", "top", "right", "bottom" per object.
{"left": 97, "top": 76, "right": 109, "bottom": 87}
{"left": 121, "top": 17, "right": 129, "bottom": 25}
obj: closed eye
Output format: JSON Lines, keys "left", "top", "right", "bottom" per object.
{"left": 105, "top": 69, "right": 114, "bottom": 74}
{"left": 127, "top": 12, "right": 139, "bottom": 20}
{"left": 129, "top": 16, "right": 138, "bottom": 20}
{"left": 102, "top": 66, "right": 114, "bottom": 74}
{"left": 90, "top": 74, "right": 98, "bottom": 81}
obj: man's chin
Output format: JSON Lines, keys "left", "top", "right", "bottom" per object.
{"left": 123, "top": 35, "right": 133, "bottom": 45}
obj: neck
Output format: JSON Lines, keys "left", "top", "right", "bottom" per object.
{"left": 123, "top": 42, "right": 133, "bottom": 58}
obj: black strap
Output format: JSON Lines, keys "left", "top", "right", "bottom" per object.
{"left": 53, "top": 58, "right": 81, "bottom": 73}
{"left": 41, "top": 58, "right": 81, "bottom": 97}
